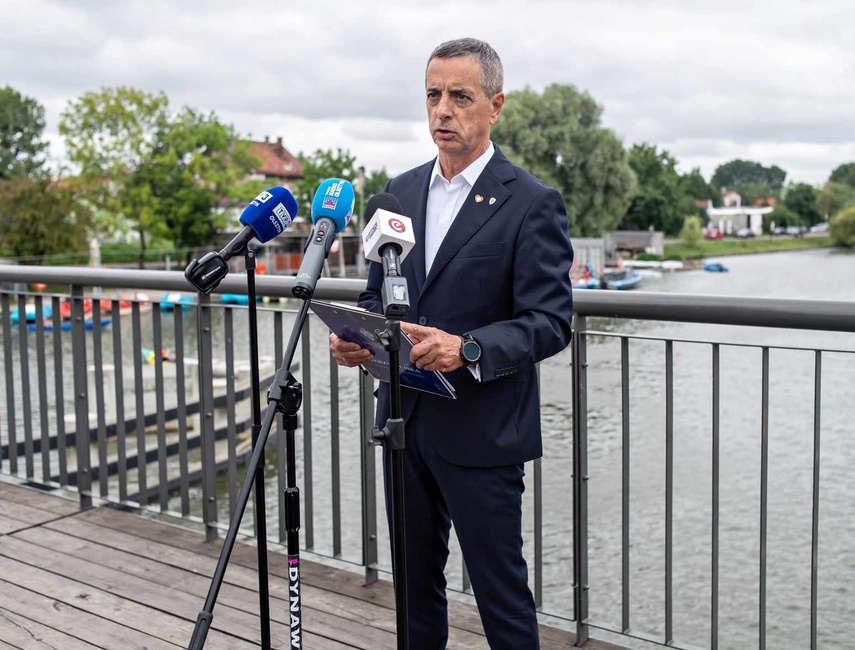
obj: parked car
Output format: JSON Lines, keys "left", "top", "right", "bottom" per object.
{"left": 771, "top": 226, "right": 787, "bottom": 235}
{"left": 704, "top": 229, "right": 724, "bottom": 240}
{"left": 810, "top": 222, "right": 829, "bottom": 233}
{"left": 785, "top": 225, "right": 807, "bottom": 236}
{"left": 735, "top": 228, "right": 755, "bottom": 238}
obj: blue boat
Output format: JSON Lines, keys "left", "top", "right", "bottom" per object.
{"left": 220, "top": 293, "right": 260, "bottom": 306}
{"left": 574, "top": 264, "right": 642, "bottom": 290}
{"left": 24, "top": 316, "right": 112, "bottom": 332}
{"left": 159, "top": 292, "right": 195, "bottom": 311}
{"left": 9, "top": 303, "right": 53, "bottom": 324}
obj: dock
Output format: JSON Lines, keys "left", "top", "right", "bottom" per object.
{"left": 0, "top": 480, "right": 613, "bottom": 649}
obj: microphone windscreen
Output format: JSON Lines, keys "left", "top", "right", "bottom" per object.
{"left": 311, "top": 179, "right": 355, "bottom": 233}
{"left": 365, "top": 192, "right": 403, "bottom": 219}
{"left": 239, "top": 186, "right": 298, "bottom": 242}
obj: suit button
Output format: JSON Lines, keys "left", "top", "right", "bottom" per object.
{"left": 418, "top": 316, "right": 428, "bottom": 325}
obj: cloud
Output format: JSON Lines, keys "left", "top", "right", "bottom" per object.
{"left": 2, "top": 0, "right": 853, "bottom": 182}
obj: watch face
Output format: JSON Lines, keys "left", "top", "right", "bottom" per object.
{"left": 462, "top": 339, "right": 481, "bottom": 363}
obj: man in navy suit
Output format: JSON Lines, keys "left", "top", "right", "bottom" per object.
{"left": 331, "top": 37, "right": 573, "bottom": 648}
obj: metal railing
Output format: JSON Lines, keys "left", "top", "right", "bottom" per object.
{"left": 1, "top": 264, "right": 854, "bottom": 649}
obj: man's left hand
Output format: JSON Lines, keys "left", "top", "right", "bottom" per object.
{"left": 400, "top": 322, "right": 465, "bottom": 372}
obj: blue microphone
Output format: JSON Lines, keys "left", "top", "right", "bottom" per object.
{"left": 185, "top": 186, "right": 298, "bottom": 294}
{"left": 291, "top": 178, "right": 354, "bottom": 299}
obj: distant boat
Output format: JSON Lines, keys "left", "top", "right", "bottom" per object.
{"left": 160, "top": 292, "right": 195, "bottom": 311}
{"left": 9, "top": 303, "right": 53, "bottom": 324}
{"left": 25, "top": 316, "right": 112, "bottom": 332}
{"left": 573, "top": 264, "right": 643, "bottom": 290}
{"left": 220, "top": 293, "right": 260, "bottom": 306}
{"left": 704, "top": 262, "right": 729, "bottom": 273}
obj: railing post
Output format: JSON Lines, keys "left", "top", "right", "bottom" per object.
{"left": 359, "top": 370, "right": 378, "bottom": 585}
{"left": 70, "top": 284, "right": 93, "bottom": 509}
{"left": 572, "top": 315, "right": 590, "bottom": 645}
{"left": 196, "top": 294, "right": 218, "bottom": 542}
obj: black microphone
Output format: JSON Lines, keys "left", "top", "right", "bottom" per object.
{"left": 291, "top": 178, "right": 355, "bottom": 300}
{"left": 185, "top": 187, "right": 298, "bottom": 294}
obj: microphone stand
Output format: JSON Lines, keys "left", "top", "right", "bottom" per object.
{"left": 371, "top": 246, "right": 410, "bottom": 650}
{"left": 246, "top": 251, "right": 272, "bottom": 649}
{"left": 188, "top": 270, "right": 309, "bottom": 650}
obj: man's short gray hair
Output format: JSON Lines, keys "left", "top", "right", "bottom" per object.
{"left": 427, "top": 38, "right": 504, "bottom": 97}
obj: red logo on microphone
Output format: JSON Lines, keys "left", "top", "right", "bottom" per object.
{"left": 389, "top": 218, "right": 406, "bottom": 233}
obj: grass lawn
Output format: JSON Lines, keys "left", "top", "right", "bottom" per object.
{"left": 665, "top": 235, "right": 834, "bottom": 260}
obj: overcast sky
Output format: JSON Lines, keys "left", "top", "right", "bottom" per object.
{"left": 3, "top": 0, "right": 854, "bottom": 185}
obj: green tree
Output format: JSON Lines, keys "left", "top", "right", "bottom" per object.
{"left": 817, "top": 181, "right": 855, "bottom": 219}
{"left": 0, "top": 178, "right": 92, "bottom": 260}
{"left": 829, "top": 205, "right": 855, "bottom": 247}
{"left": 128, "top": 109, "right": 259, "bottom": 261}
{"left": 60, "top": 87, "right": 260, "bottom": 265}
{"left": 679, "top": 215, "right": 703, "bottom": 249}
{"left": 491, "top": 83, "right": 635, "bottom": 236}
{"left": 0, "top": 86, "right": 49, "bottom": 179}
{"left": 710, "top": 159, "right": 787, "bottom": 199}
{"left": 621, "top": 144, "right": 684, "bottom": 235}
{"left": 829, "top": 162, "right": 855, "bottom": 189}
{"left": 765, "top": 204, "right": 799, "bottom": 232}
{"left": 681, "top": 168, "right": 717, "bottom": 204}
{"left": 59, "top": 87, "right": 171, "bottom": 248}
{"left": 363, "top": 167, "right": 392, "bottom": 200}
{"left": 295, "top": 148, "right": 358, "bottom": 220}
{"left": 783, "top": 182, "right": 821, "bottom": 226}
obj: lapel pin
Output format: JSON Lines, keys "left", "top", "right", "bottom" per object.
{"left": 474, "top": 194, "right": 484, "bottom": 203}
{"left": 489, "top": 197, "right": 496, "bottom": 205}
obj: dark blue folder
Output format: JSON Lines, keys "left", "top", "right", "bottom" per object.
{"left": 310, "top": 300, "right": 457, "bottom": 399}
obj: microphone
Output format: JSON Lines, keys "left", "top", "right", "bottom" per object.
{"left": 291, "top": 178, "right": 354, "bottom": 300}
{"left": 185, "top": 186, "right": 298, "bottom": 294}
{"left": 362, "top": 193, "right": 413, "bottom": 318}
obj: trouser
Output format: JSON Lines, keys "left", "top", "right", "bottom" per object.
{"left": 383, "top": 414, "right": 540, "bottom": 649}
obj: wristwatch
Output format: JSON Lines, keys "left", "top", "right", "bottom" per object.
{"left": 459, "top": 334, "right": 482, "bottom": 365}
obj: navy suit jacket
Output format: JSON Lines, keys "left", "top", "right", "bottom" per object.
{"left": 359, "top": 146, "right": 574, "bottom": 467}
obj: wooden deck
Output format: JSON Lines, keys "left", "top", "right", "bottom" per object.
{"left": 0, "top": 479, "right": 622, "bottom": 649}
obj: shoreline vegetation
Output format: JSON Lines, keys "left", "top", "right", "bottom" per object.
{"left": 663, "top": 234, "right": 837, "bottom": 261}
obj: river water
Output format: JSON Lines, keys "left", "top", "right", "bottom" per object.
{"left": 2, "top": 248, "right": 854, "bottom": 648}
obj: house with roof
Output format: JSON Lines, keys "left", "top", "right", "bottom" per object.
{"left": 246, "top": 136, "right": 304, "bottom": 191}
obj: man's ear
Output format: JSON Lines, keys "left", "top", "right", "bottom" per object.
{"left": 490, "top": 92, "right": 505, "bottom": 125}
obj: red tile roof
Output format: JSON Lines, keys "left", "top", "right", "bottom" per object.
{"left": 247, "top": 137, "right": 303, "bottom": 180}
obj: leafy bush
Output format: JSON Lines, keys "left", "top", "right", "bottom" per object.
{"left": 829, "top": 206, "right": 855, "bottom": 247}
{"left": 680, "top": 215, "right": 703, "bottom": 249}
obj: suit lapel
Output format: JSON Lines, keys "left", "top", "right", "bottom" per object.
{"left": 422, "top": 150, "right": 516, "bottom": 294}
{"left": 404, "top": 165, "right": 431, "bottom": 293}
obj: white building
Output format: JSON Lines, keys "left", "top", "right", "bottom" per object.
{"left": 705, "top": 201, "right": 773, "bottom": 235}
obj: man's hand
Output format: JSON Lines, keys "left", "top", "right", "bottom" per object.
{"left": 329, "top": 333, "right": 373, "bottom": 368}
{"left": 401, "top": 322, "right": 465, "bottom": 372}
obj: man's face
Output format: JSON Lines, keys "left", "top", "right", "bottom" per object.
{"left": 425, "top": 55, "right": 504, "bottom": 168}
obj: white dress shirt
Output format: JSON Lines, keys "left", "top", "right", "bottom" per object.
{"left": 423, "top": 142, "right": 495, "bottom": 380}
{"left": 424, "top": 142, "right": 495, "bottom": 275}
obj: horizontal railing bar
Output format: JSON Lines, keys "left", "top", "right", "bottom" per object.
{"left": 583, "top": 330, "right": 855, "bottom": 354}
{"left": 3, "top": 267, "right": 855, "bottom": 332}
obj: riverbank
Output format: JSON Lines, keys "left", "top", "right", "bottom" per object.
{"left": 664, "top": 234, "right": 834, "bottom": 260}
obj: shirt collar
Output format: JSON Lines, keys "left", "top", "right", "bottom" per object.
{"left": 429, "top": 142, "right": 495, "bottom": 188}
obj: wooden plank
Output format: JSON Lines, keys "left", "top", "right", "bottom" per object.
{"left": 0, "top": 499, "right": 65, "bottom": 528}
{"left": 0, "top": 537, "right": 357, "bottom": 650}
{"left": 66, "top": 507, "right": 577, "bottom": 648}
{"left": 74, "top": 507, "right": 493, "bottom": 639}
{"left": 5, "top": 529, "right": 399, "bottom": 650}
{"left": 0, "top": 577, "right": 179, "bottom": 650}
{"left": 0, "top": 556, "right": 256, "bottom": 650}
{"left": 0, "top": 608, "right": 101, "bottom": 649}
{"left": 0, "top": 482, "right": 80, "bottom": 516}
